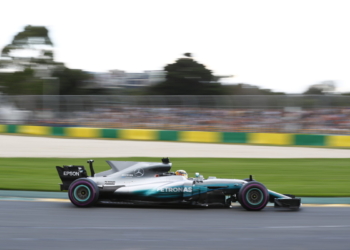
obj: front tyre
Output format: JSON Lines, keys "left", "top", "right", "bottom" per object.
{"left": 238, "top": 181, "right": 269, "bottom": 211}
{"left": 68, "top": 178, "right": 99, "bottom": 207}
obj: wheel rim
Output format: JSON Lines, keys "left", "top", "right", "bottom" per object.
{"left": 246, "top": 188, "right": 263, "bottom": 205}
{"left": 73, "top": 185, "right": 91, "bottom": 202}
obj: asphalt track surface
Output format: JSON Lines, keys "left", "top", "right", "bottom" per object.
{"left": 1, "top": 200, "right": 350, "bottom": 250}
{"left": 1, "top": 134, "right": 350, "bottom": 158}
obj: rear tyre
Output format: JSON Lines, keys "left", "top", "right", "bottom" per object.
{"left": 68, "top": 178, "right": 99, "bottom": 207}
{"left": 238, "top": 181, "right": 269, "bottom": 211}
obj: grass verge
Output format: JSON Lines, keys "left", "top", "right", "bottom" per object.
{"left": 0, "top": 157, "right": 349, "bottom": 197}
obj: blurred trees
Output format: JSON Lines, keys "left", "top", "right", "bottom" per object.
{"left": 147, "top": 54, "right": 224, "bottom": 95}
{"left": 52, "top": 67, "right": 93, "bottom": 95}
{"left": 1, "top": 25, "right": 55, "bottom": 66}
{"left": 2, "top": 27, "right": 343, "bottom": 96}
{"left": 0, "top": 66, "right": 93, "bottom": 95}
{"left": 0, "top": 25, "right": 91, "bottom": 95}
{"left": 223, "top": 84, "right": 285, "bottom": 95}
{"left": 303, "top": 81, "right": 336, "bottom": 95}
{"left": 303, "top": 87, "right": 324, "bottom": 95}
{"left": 0, "top": 68, "right": 43, "bottom": 95}
{"left": 145, "top": 54, "right": 287, "bottom": 95}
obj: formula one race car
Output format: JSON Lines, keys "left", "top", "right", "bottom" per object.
{"left": 56, "top": 158, "right": 301, "bottom": 211}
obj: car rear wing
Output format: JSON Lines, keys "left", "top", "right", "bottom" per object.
{"left": 56, "top": 160, "right": 97, "bottom": 191}
{"left": 56, "top": 165, "right": 88, "bottom": 191}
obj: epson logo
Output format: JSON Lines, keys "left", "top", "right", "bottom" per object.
{"left": 63, "top": 171, "right": 79, "bottom": 176}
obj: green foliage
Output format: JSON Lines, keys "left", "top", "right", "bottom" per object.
{"left": 52, "top": 67, "right": 93, "bottom": 95}
{"left": 12, "top": 25, "right": 53, "bottom": 45}
{"left": 0, "top": 157, "right": 349, "bottom": 196}
{"left": 223, "top": 84, "right": 285, "bottom": 95}
{"left": 303, "top": 87, "right": 324, "bottom": 95}
{"left": 0, "top": 66, "right": 93, "bottom": 95}
{"left": 0, "top": 68, "right": 43, "bottom": 95}
{"left": 1, "top": 45, "right": 15, "bottom": 56}
{"left": 147, "top": 56, "right": 224, "bottom": 95}
{"left": 0, "top": 25, "right": 55, "bottom": 68}
{"left": 0, "top": 25, "right": 94, "bottom": 95}
{"left": 43, "top": 50, "right": 54, "bottom": 59}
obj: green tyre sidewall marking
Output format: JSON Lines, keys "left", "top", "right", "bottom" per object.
{"left": 73, "top": 185, "right": 91, "bottom": 202}
{"left": 246, "top": 188, "right": 263, "bottom": 205}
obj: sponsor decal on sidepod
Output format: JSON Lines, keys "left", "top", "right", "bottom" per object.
{"left": 157, "top": 187, "right": 192, "bottom": 192}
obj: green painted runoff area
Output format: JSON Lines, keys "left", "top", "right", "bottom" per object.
{"left": 0, "top": 157, "right": 349, "bottom": 197}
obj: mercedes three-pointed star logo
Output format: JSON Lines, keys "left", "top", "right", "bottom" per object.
{"left": 134, "top": 168, "right": 145, "bottom": 177}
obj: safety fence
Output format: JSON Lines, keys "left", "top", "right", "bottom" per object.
{"left": 2, "top": 95, "right": 350, "bottom": 109}
{"left": 1, "top": 124, "right": 350, "bottom": 147}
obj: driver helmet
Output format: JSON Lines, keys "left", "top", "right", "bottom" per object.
{"left": 175, "top": 170, "right": 188, "bottom": 178}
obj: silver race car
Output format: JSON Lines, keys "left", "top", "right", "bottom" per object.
{"left": 56, "top": 158, "right": 301, "bottom": 211}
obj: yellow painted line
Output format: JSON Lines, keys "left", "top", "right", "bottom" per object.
{"left": 249, "top": 133, "right": 293, "bottom": 145}
{"left": 36, "top": 198, "right": 70, "bottom": 203}
{"left": 66, "top": 127, "right": 101, "bottom": 138}
{"left": 119, "top": 129, "right": 157, "bottom": 140}
{"left": 326, "top": 135, "right": 350, "bottom": 147}
{"left": 301, "top": 204, "right": 350, "bottom": 207}
{"left": 230, "top": 203, "right": 350, "bottom": 207}
{"left": 0, "top": 198, "right": 70, "bottom": 202}
{"left": 18, "top": 125, "right": 50, "bottom": 136}
{"left": 179, "top": 131, "right": 221, "bottom": 143}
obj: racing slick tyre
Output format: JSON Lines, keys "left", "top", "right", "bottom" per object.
{"left": 238, "top": 181, "right": 269, "bottom": 211}
{"left": 68, "top": 178, "right": 99, "bottom": 207}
